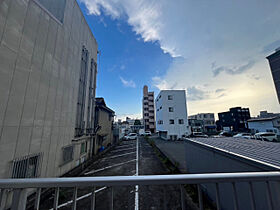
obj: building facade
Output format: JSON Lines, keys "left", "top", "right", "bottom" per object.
{"left": 257, "top": 110, "right": 280, "bottom": 118}
{"left": 0, "top": 0, "right": 98, "bottom": 178}
{"left": 142, "top": 85, "right": 156, "bottom": 133}
{"left": 248, "top": 117, "right": 280, "bottom": 136}
{"left": 155, "top": 90, "right": 190, "bottom": 140}
{"left": 94, "top": 98, "right": 115, "bottom": 154}
{"left": 267, "top": 48, "right": 280, "bottom": 103}
{"left": 188, "top": 113, "right": 216, "bottom": 134}
{"left": 218, "top": 107, "right": 251, "bottom": 132}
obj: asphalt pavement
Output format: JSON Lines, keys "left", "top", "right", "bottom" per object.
{"left": 39, "top": 137, "right": 197, "bottom": 210}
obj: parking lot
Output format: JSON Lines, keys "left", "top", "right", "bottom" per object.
{"left": 39, "top": 137, "right": 197, "bottom": 210}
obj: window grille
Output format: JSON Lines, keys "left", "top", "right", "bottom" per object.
{"left": 11, "top": 153, "right": 42, "bottom": 178}
{"left": 75, "top": 46, "right": 89, "bottom": 137}
{"left": 62, "top": 145, "right": 74, "bottom": 164}
{"left": 86, "top": 59, "right": 95, "bottom": 135}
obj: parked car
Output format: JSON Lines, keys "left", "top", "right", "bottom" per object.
{"left": 124, "top": 133, "right": 137, "bottom": 140}
{"left": 233, "top": 133, "right": 252, "bottom": 139}
{"left": 254, "top": 132, "right": 277, "bottom": 142}
{"left": 218, "top": 131, "right": 233, "bottom": 137}
{"left": 143, "top": 131, "right": 152, "bottom": 136}
{"left": 190, "top": 132, "right": 208, "bottom": 138}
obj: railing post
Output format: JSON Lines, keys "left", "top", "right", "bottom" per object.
{"left": 53, "top": 187, "right": 60, "bottom": 210}
{"left": 265, "top": 181, "right": 274, "bottom": 210}
{"left": 110, "top": 187, "right": 114, "bottom": 210}
{"left": 197, "top": 184, "right": 204, "bottom": 210}
{"left": 90, "top": 187, "right": 96, "bottom": 210}
{"left": 232, "top": 183, "right": 239, "bottom": 210}
{"left": 11, "top": 189, "right": 28, "bottom": 210}
{"left": 248, "top": 182, "right": 256, "bottom": 210}
{"left": 34, "top": 188, "right": 41, "bottom": 210}
{"left": 72, "top": 187, "right": 78, "bottom": 210}
{"left": 180, "top": 185, "right": 186, "bottom": 210}
{"left": 163, "top": 187, "right": 167, "bottom": 210}
{"left": 0, "top": 189, "right": 7, "bottom": 210}
{"left": 215, "top": 183, "right": 221, "bottom": 210}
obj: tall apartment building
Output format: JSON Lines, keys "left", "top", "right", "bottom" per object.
{"left": 218, "top": 107, "right": 251, "bottom": 132}
{"left": 142, "top": 86, "right": 156, "bottom": 133}
{"left": 155, "top": 90, "right": 190, "bottom": 140}
{"left": 0, "top": 0, "right": 98, "bottom": 178}
{"left": 267, "top": 47, "right": 280, "bottom": 103}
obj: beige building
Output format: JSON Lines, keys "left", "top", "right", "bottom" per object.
{"left": 142, "top": 85, "right": 156, "bottom": 133}
{"left": 93, "top": 98, "right": 115, "bottom": 155}
{"left": 0, "top": 0, "right": 98, "bottom": 178}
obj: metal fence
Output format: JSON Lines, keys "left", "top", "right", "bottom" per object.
{"left": 0, "top": 171, "right": 280, "bottom": 210}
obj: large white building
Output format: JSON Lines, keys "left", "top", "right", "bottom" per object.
{"left": 155, "top": 90, "right": 190, "bottom": 140}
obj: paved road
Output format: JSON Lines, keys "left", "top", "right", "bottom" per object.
{"left": 39, "top": 137, "right": 197, "bottom": 210}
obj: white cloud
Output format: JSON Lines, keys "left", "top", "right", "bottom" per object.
{"left": 116, "top": 113, "right": 142, "bottom": 121}
{"left": 120, "top": 76, "right": 136, "bottom": 88}
{"left": 80, "top": 0, "right": 280, "bottom": 116}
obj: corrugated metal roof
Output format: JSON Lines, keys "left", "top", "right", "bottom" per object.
{"left": 189, "top": 137, "right": 280, "bottom": 169}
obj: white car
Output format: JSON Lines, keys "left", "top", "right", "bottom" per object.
{"left": 143, "top": 131, "right": 151, "bottom": 136}
{"left": 254, "top": 132, "right": 277, "bottom": 142}
{"left": 124, "top": 133, "right": 137, "bottom": 140}
{"left": 233, "top": 133, "right": 252, "bottom": 139}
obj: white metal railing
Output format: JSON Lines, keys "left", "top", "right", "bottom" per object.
{"left": 0, "top": 171, "right": 280, "bottom": 210}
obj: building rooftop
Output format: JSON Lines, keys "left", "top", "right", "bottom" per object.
{"left": 248, "top": 117, "right": 279, "bottom": 122}
{"left": 188, "top": 137, "right": 280, "bottom": 169}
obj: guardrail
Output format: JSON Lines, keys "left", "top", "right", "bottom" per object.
{"left": 0, "top": 171, "right": 279, "bottom": 210}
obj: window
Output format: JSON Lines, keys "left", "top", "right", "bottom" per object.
{"left": 160, "top": 106, "right": 162, "bottom": 109}
{"left": 144, "top": 97, "right": 148, "bottom": 100}
{"left": 178, "top": 119, "right": 184, "bottom": 124}
{"left": 169, "top": 119, "right": 175, "bottom": 124}
{"left": 158, "top": 120, "right": 163, "bottom": 124}
{"left": 62, "top": 145, "right": 74, "bottom": 164}
{"left": 11, "top": 154, "right": 42, "bottom": 178}
{"left": 86, "top": 59, "right": 96, "bottom": 135}
{"left": 168, "top": 95, "right": 173, "bottom": 100}
{"left": 80, "top": 142, "right": 88, "bottom": 155}
{"left": 204, "top": 114, "right": 207, "bottom": 118}
{"left": 36, "top": 0, "right": 66, "bottom": 23}
{"left": 159, "top": 95, "right": 161, "bottom": 99}
{"left": 144, "top": 102, "right": 148, "bottom": 105}
{"left": 75, "top": 46, "right": 89, "bottom": 137}
{"left": 169, "top": 107, "right": 174, "bottom": 112}
{"left": 144, "top": 113, "right": 149, "bottom": 116}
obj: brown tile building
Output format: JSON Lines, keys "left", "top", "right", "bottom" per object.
{"left": 142, "top": 86, "right": 156, "bottom": 133}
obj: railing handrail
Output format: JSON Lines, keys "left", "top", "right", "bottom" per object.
{"left": 0, "top": 171, "right": 280, "bottom": 189}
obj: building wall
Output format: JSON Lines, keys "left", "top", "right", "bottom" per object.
{"left": 94, "top": 109, "right": 113, "bottom": 155}
{"left": 218, "top": 107, "right": 250, "bottom": 132}
{"left": 267, "top": 49, "right": 280, "bottom": 103}
{"left": 184, "top": 140, "right": 280, "bottom": 210}
{"left": 155, "top": 90, "right": 189, "bottom": 139}
{"left": 248, "top": 120, "right": 280, "bottom": 135}
{"left": 0, "top": 0, "right": 98, "bottom": 178}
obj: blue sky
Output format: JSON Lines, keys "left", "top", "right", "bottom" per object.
{"left": 78, "top": 0, "right": 280, "bottom": 120}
